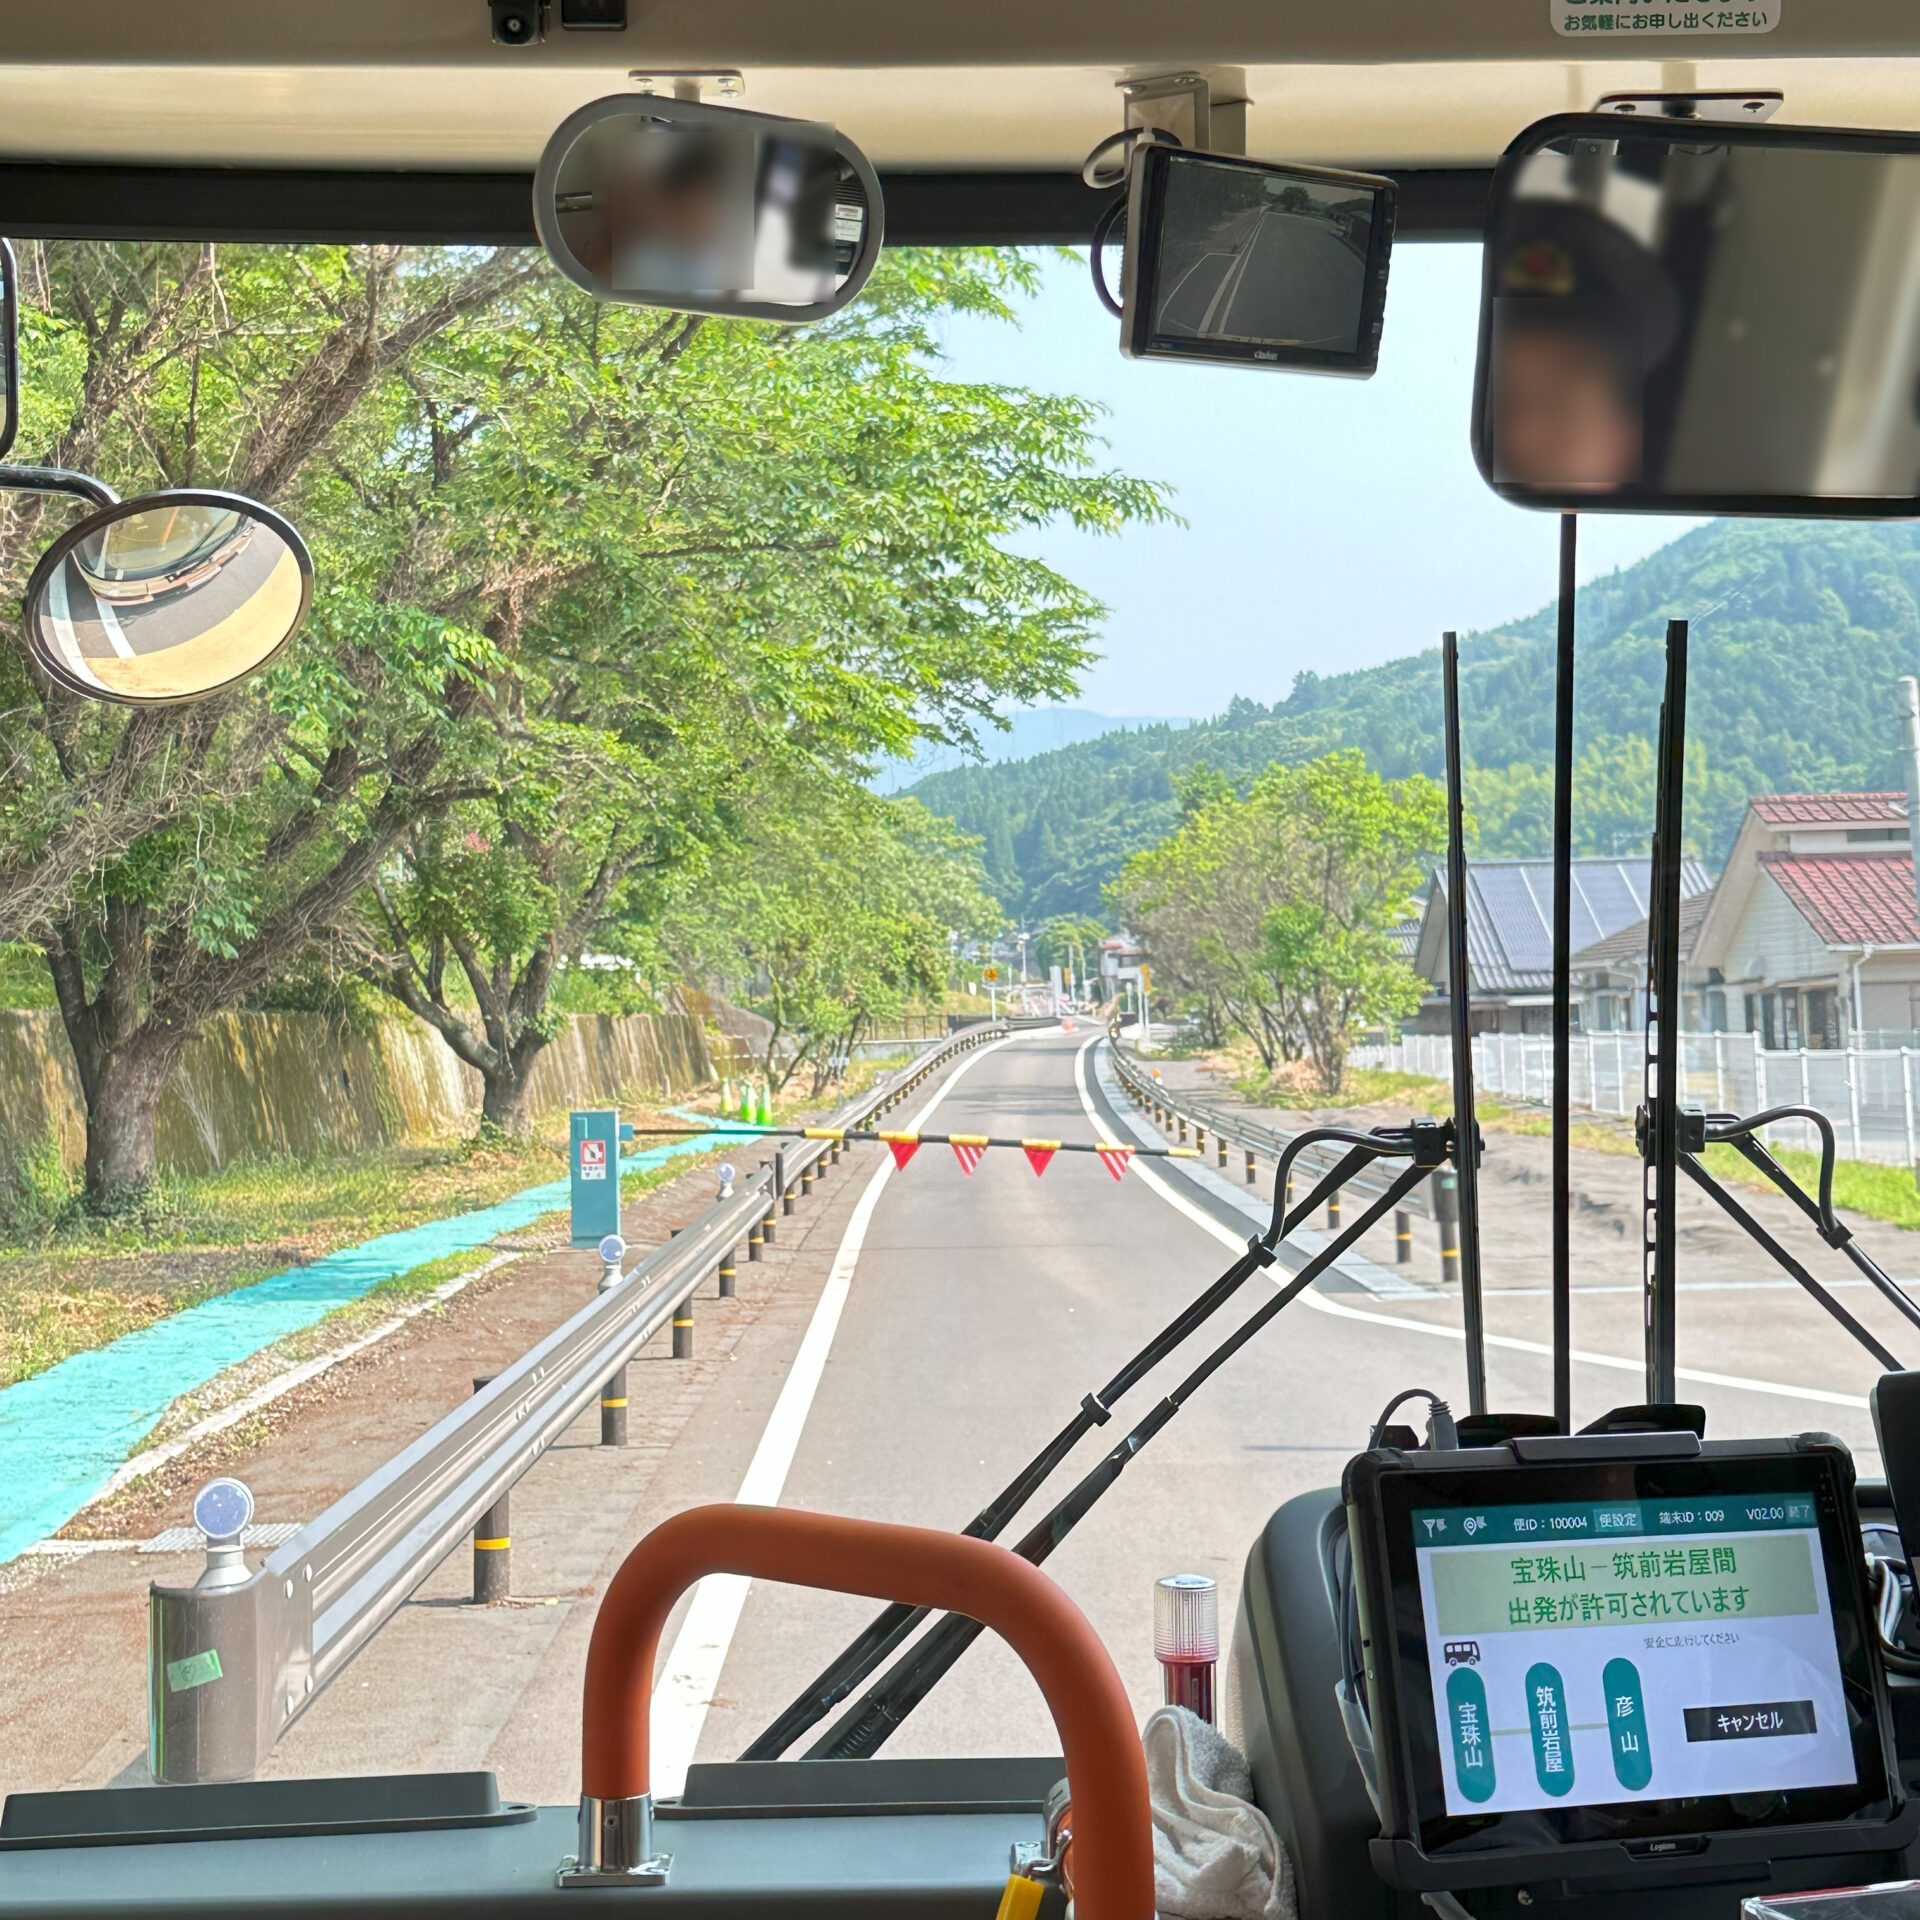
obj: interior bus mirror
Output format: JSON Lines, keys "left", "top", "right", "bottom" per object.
{"left": 0, "top": 237, "right": 17, "bottom": 461}
{"left": 532, "top": 93, "right": 883, "bottom": 323}
{"left": 22, "top": 491, "right": 313, "bottom": 705}
{"left": 1475, "top": 115, "right": 1920, "bottom": 516}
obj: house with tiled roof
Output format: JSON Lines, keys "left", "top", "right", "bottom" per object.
{"left": 1691, "top": 792, "right": 1920, "bottom": 1048}
{"left": 1569, "top": 888, "right": 1720, "bottom": 1033}
{"left": 1409, "top": 856, "right": 1712, "bottom": 1034}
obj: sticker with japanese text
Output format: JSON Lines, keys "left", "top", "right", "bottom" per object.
{"left": 1550, "top": 0, "right": 1778, "bottom": 34}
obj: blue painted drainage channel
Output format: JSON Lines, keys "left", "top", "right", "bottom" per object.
{"left": 0, "top": 1132, "right": 737, "bottom": 1566}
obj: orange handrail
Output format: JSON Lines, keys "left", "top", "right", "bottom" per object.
{"left": 581, "top": 1502, "right": 1155, "bottom": 1920}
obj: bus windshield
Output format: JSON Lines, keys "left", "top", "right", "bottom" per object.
{"left": 0, "top": 227, "right": 1908, "bottom": 1806}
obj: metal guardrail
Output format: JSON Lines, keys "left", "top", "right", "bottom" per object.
{"left": 146, "top": 1023, "right": 1009, "bottom": 1785}
{"left": 1105, "top": 1042, "right": 1453, "bottom": 1276}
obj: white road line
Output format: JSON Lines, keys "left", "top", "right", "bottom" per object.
{"left": 1073, "top": 1039, "right": 1870, "bottom": 1415}
{"left": 649, "top": 1033, "right": 1021, "bottom": 1797}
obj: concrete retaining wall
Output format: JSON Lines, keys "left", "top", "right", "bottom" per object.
{"left": 0, "top": 1007, "right": 714, "bottom": 1179}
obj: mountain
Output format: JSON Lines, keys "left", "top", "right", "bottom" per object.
{"left": 909, "top": 518, "right": 1920, "bottom": 921}
{"left": 870, "top": 708, "right": 1188, "bottom": 794}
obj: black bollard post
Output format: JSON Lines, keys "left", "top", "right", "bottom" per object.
{"left": 719, "top": 1248, "right": 738, "bottom": 1298}
{"left": 471, "top": 1375, "right": 510, "bottom": 1603}
{"left": 672, "top": 1295, "right": 694, "bottom": 1359}
{"left": 601, "top": 1364, "right": 628, "bottom": 1446}
{"left": 1395, "top": 1212, "right": 1413, "bottom": 1265}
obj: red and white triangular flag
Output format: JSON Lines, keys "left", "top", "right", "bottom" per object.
{"left": 1023, "top": 1146, "right": 1056, "bottom": 1177}
{"left": 951, "top": 1140, "right": 986, "bottom": 1175}
{"left": 1095, "top": 1144, "right": 1134, "bottom": 1183}
{"left": 887, "top": 1137, "right": 921, "bottom": 1169}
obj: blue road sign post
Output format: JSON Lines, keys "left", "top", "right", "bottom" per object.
{"left": 570, "top": 1108, "right": 634, "bottom": 1248}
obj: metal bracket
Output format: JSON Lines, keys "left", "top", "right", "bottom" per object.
{"left": 557, "top": 1854, "right": 672, "bottom": 1889}
{"left": 627, "top": 70, "right": 744, "bottom": 102}
{"left": 1593, "top": 90, "right": 1782, "bottom": 124}
{"left": 1119, "top": 71, "right": 1248, "bottom": 157}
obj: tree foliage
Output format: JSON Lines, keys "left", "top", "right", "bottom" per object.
{"left": 657, "top": 788, "right": 1000, "bottom": 1095}
{"left": 1110, "top": 750, "right": 1443, "bottom": 1092}
{"left": 0, "top": 241, "right": 1166, "bottom": 1189}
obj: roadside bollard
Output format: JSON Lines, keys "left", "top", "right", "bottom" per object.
{"left": 471, "top": 1376, "right": 510, "bottom": 1604}
{"left": 601, "top": 1364, "right": 628, "bottom": 1447}
{"left": 1246, "top": 1149, "right": 1257, "bottom": 1187}
{"left": 672, "top": 1298, "right": 694, "bottom": 1359}
{"left": 1217, "top": 1137, "right": 1228, "bottom": 1170}
{"left": 1194, "top": 1125, "right": 1206, "bottom": 1159}
{"left": 748, "top": 1219, "right": 764, "bottom": 1262}
{"left": 1434, "top": 1171, "right": 1462, "bottom": 1284}
{"left": 1395, "top": 1211, "right": 1413, "bottom": 1265}
{"left": 1326, "top": 1193, "right": 1342, "bottom": 1232}
{"left": 767, "top": 1152, "right": 784, "bottom": 1242}
{"left": 799, "top": 1162, "right": 813, "bottom": 1199}
{"left": 719, "top": 1247, "right": 738, "bottom": 1298}
{"left": 1177, "top": 1116, "right": 1188, "bottom": 1145}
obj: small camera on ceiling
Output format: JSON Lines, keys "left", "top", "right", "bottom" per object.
{"left": 490, "top": 0, "right": 545, "bottom": 45}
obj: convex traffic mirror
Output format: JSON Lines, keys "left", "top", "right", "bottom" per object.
{"left": 1477, "top": 115, "right": 1920, "bottom": 515}
{"left": 533, "top": 93, "right": 883, "bottom": 322}
{"left": 23, "top": 492, "right": 313, "bottom": 705}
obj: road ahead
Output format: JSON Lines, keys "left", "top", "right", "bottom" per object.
{"left": 1154, "top": 207, "right": 1364, "bottom": 347}
{"left": 2, "top": 1027, "right": 1900, "bottom": 1802}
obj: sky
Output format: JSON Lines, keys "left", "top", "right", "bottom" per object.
{"left": 933, "top": 244, "right": 1703, "bottom": 721}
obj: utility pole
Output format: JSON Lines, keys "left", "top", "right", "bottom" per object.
{"left": 1902, "top": 677, "right": 1920, "bottom": 943}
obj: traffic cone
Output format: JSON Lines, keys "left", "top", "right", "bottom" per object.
{"left": 721, "top": 1077, "right": 734, "bottom": 1117}
{"left": 741, "top": 1081, "right": 754, "bottom": 1123}
{"left": 756, "top": 1083, "right": 773, "bottom": 1126}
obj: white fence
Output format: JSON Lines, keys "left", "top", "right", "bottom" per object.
{"left": 1356, "top": 1030, "right": 1920, "bottom": 1169}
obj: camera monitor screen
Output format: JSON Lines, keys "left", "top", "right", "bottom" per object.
{"left": 1121, "top": 149, "right": 1395, "bottom": 375}
{"left": 1416, "top": 1491, "right": 1857, "bottom": 1818}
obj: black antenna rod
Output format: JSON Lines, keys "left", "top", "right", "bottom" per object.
{"left": 1441, "top": 630, "right": 1488, "bottom": 1416}
{"left": 1552, "top": 512, "right": 1577, "bottom": 1433}
{"left": 1642, "top": 619, "right": 1689, "bottom": 1403}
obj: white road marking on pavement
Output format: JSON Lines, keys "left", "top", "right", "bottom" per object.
{"left": 650, "top": 1033, "right": 1020, "bottom": 1797}
{"left": 1073, "top": 1039, "right": 1870, "bottom": 1415}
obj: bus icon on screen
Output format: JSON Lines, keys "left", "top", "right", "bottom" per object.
{"left": 1444, "top": 1641, "right": 1481, "bottom": 1668}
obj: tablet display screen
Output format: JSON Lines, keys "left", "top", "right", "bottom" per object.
{"left": 1359, "top": 1449, "right": 1898, "bottom": 1858}
{"left": 1414, "top": 1492, "right": 1856, "bottom": 1817}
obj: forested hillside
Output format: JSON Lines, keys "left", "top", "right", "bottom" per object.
{"left": 911, "top": 518, "right": 1920, "bottom": 919}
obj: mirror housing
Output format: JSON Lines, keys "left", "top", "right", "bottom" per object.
{"left": 532, "top": 93, "right": 883, "bottom": 324}
{"left": 22, "top": 490, "right": 313, "bottom": 706}
{"left": 1475, "top": 114, "right": 1920, "bottom": 517}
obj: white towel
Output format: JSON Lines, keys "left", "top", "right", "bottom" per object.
{"left": 1144, "top": 1705, "right": 1297, "bottom": 1920}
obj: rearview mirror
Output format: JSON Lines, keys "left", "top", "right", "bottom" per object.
{"left": 1476, "top": 115, "right": 1920, "bottom": 516}
{"left": 533, "top": 93, "right": 883, "bottom": 324}
{"left": 0, "top": 237, "right": 17, "bottom": 462}
{"left": 23, "top": 491, "right": 313, "bottom": 705}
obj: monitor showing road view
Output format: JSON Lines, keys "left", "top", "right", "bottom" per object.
{"left": 1148, "top": 154, "right": 1382, "bottom": 355}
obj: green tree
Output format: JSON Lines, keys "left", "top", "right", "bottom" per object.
{"left": 0, "top": 244, "right": 1167, "bottom": 1184}
{"left": 1112, "top": 750, "right": 1442, "bottom": 1091}
{"left": 1034, "top": 913, "right": 1107, "bottom": 991}
{"left": 350, "top": 250, "right": 1167, "bottom": 1129}
{"left": 658, "top": 789, "right": 1000, "bottom": 1095}
{"left": 1, "top": 242, "right": 534, "bottom": 1200}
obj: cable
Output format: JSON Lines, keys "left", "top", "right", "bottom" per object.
{"left": 1080, "top": 126, "right": 1182, "bottom": 320}
{"left": 1089, "top": 195, "right": 1126, "bottom": 318}
{"left": 1369, "top": 1386, "right": 1459, "bottom": 1452}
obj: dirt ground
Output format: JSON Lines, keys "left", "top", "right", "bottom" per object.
{"left": 0, "top": 1134, "right": 869, "bottom": 1800}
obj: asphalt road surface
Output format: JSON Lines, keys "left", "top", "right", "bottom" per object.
{"left": 0, "top": 1027, "right": 1905, "bottom": 1802}
{"left": 1154, "top": 207, "right": 1363, "bottom": 347}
